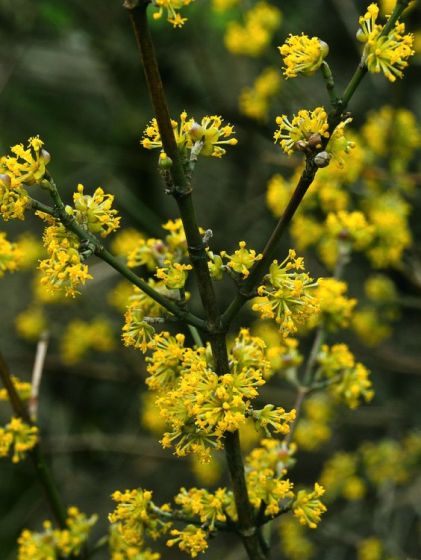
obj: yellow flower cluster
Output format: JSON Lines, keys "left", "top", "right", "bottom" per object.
{"left": 317, "top": 344, "right": 374, "bottom": 409}
{"left": 0, "top": 417, "right": 38, "bottom": 463}
{"left": 109, "top": 489, "right": 170, "bottom": 547}
{"left": 0, "top": 137, "right": 49, "bottom": 221}
{"left": 18, "top": 507, "right": 97, "bottom": 559}
{"left": 357, "top": 3, "right": 414, "bottom": 82}
{"left": 60, "top": 317, "right": 115, "bottom": 364}
{"left": 325, "top": 210, "right": 375, "bottom": 251}
{"left": 221, "top": 241, "right": 263, "bottom": 278}
{"left": 352, "top": 307, "right": 393, "bottom": 346}
{"left": 279, "top": 34, "right": 329, "bottom": 78}
{"left": 127, "top": 219, "right": 187, "bottom": 270}
{"left": 109, "top": 523, "right": 161, "bottom": 560}
{"left": 71, "top": 183, "right": 120, "bottom": 237}
{"left": 167, "top": 525, "right": 208, "bottom": 557}
{"left": 152, "top": 0, "right": 193, "bottom": 28}
{"left": 0, "top": 375, "right": 31, "bottom": 401}
{"left": 274, "top": 107, "right": 329, "bottom": 155}
{"left": 239, "top": 67, "right": 282, "bottom": 122}
{"left": 292, "top": 483, "right": 327, "bottom": 529}
{"left": 174, "top": 487, "right": 235, "bottom": 530}
{"left": 144, "top": 329, "right": 293, "bottom": 461}
{"left": 253, "top": 321, "right": 303, "bottom": 376}
{"left": 310, "top": 278, "right": 357, "bottom": 331}
{"left": 252, "top": 250, "right": 319, "bottom": 336}
{"left": 141, "top": 112, "right": 237, "bottom": 159}
{"left": 0, "top": 231, "right": 22, "bottom": 277}
{"left": 224, "top": 2, "right": 282, "bottom": 56}
{"left": 156, "top": 261, "right": 192, "bottom": 289}
{"left": 245, "top": 439, "right": 296, "bottom": 516}
{"left": 38, "top": 218, "right": 93, "bottom": 297}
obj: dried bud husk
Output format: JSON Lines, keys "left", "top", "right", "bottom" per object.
{"left": 314, "top": 151, "right": 331, "bottom": 168}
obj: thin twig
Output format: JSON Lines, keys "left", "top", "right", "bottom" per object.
{"left": 29, "top": 330, "right": 49, "bottom": 421}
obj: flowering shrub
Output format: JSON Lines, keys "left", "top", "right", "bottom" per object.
{"left": 0, "top": 1, "right": 420, "bottom": 559}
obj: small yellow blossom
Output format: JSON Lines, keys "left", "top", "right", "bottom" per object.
{"left": 152, "top": 0, "right": 193, "bottom": 28}
{"left": 38, "top": 219, "right": 93, "bottom": 297}
{"left": 156, "top": 261, "right": 192, "bottom": 289}
{"left": 175, "top": 487, "right": 234, "bottom": 530}
{"left": 320, "top": 452, "right": 366, "bottom": 502}
{"left": 71, "top": 184, "right": 120, "bottom": 237}
{"left": 317, "top": 344, "right": 374, "bottom": 409}
{"left": 167, "top": 525, "right": 208, "bottom": 557}
{"left": 110, "top": 228, "right": 145, "bottom": 257}
{"left": 0, "top": 417, "right": 38, "bottom": 463}
{"left": 221, "top": 241, "right": 262, "bottom": 278}
{"left": 325, "top": 210, "right": 375, "bottom": 250}
{"left": 357, "top": 3, "right": 414, "bottom": 82}
{"left": 274, "top": 107, "right": 329, "bottom": 155}
{"left": 252, "top": 250, "right": 319, "bottom": 336}
{"left": 294, "top": 395, "right": 333, "bottom": 451}
{"left": 141, "top": 112, "right": 237, "bottom": 159}
{"left": 292, "top": 483, "right": 327, "bottom": 529}
{"left": 18, "top": 507, "right": 97, "bottom": 560}
{"left": 122, "top": 306, "right": 156, "bottom": 353}
{"left": 352, "top": 307, "right": 393, "bottom": 346}
{"left": 109, "top": 489, "right": 170, "bottom": 547}
{"left": 310, "top": 278, "right": 357, "bottom": 331}
{"left": 1, "top": 135, "right": 49, "bottom": 187}
{"left": 252, "top": 404, "right": 296, "bottom": 437}
{"left": 279, "top": 34, "right": 329, "bottom": 78}
{"left": 16, "top": 232, "right": 44, "bottom": 268}
{"left": 0, "top": 173, "right": 30, "bottom": 221}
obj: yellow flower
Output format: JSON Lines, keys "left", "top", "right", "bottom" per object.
{"left": 0, "top": 173, "right": 30, "bottom": 221}
{"left": 0, "top": 417, "right": 38, "bottom": 463}
{"left": 311, "top": 278, "right": 357, "bottom": 331}
{"left": 325, "top": 210, "right": 375, "bottom": 250}
{"left": 18, "top": 507, "right": 97, "bottom": 560}
{"left": 279, "top": 34, "right": 329, "bottom": 78}
{"left": 38, "top": 220, "right": 93, "bottom": 297}
{"left": 141, "top": 112, "right": 237, "bottom": 159}
{"left": 156, "top": 261, "right": 192, "bottom": 289}
{"left": 252, "top": 250, "right": 319, "bottom": 336}
{"left": 122, "top": 306, "right": 156, "bottom": 354}
{"left": 109, "top": 489, "right": 170, "bottom": 547}
{"left": 152, "top": 0, "right": 193, "bottom": 28}
{"left": 1, "top": 135, "right": 49, "bottom": 186}
{"left": 252, "top": 405, "right": 296, "bottom": 437}
{"left": 167, "top": 525, "right": 208, "bottom": 557}
{"left": 72, "top": 184, "right": 120, "bottom": 238}
{"left": 279, "top": 516, "right": 315, "bottom": 560}
{"left": 294, "top": 395, "right": 333, "bottom": 451}
{"left": 357, "top": 3, "right": 414, "bottom": 82}
{"left": 274, "top": 107, "right": 329, "bottom": 155}
{"left": 174, "top": 487, "right": 233, "bottom": 530}
{"left": 221, "top": 241, "right": 262, "bottom": 278}
{"left": 292, "top": 483, "right": 327, "bottom": 529}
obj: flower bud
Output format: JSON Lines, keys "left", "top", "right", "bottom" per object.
{"left": 314, "top": 151, "right": 331, "bottom": 167}
{"left": 0, "top": 173, "right": 11, "bottom": 187}
{"left": 308, "top": 133, "right": 322, "bottom": 148}
{"left": 158, "top": 151, "right": 173, "bottom": 170}
{"left": 41, "top": 149, "right": 51, "bottom": 164}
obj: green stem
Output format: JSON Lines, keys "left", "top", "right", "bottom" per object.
{"left": 320, "top": 61, "right": 341, "bottom": 109}
{"left": 31, "top": 188, "right": 206, "bottom": 331}
{"left": 0, "top": 352, "right": 67, "bottom": 528}
{"left": 222, "top": 158, "right": 318, "bottom": 329}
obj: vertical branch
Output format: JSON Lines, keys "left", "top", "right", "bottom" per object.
{"left": 124, "top": 3, "right": 267, "bottom": 558}
{"left": 0, "top": 351, "right": 67, "bottom": 528}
